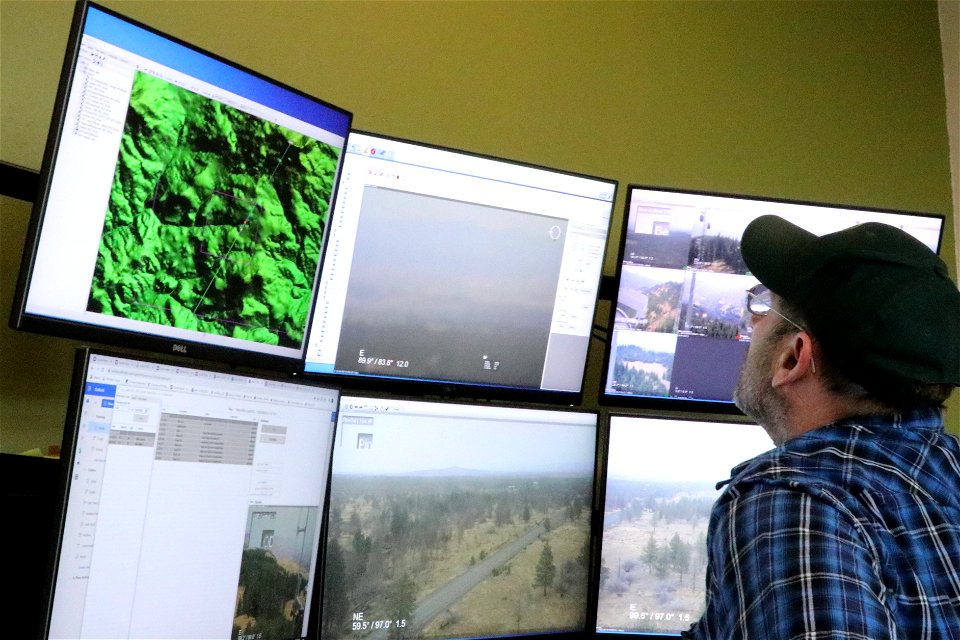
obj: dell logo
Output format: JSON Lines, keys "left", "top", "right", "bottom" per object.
{"left": 172, "top": 344, "right": 188, "bottom": 354}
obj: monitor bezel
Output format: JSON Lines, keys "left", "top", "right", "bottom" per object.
{"left": 301, "top": 129, "right": 619, "bottom": 407}
{"left": 598, "top": 183, "right": 947, "bottom": 414}
{"left": 8, "top": 0, "right": 353, "bottom": 374}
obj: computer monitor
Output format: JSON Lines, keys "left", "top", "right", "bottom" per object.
{"left": 320, "top": 395, "right": 600, "bottom": 640}
{"left": 303, "top": 131, "right": 617, "bottom": 404}
{"left": 43, "top": 348, "right": 341, "bottom": 640}
{"left": 10, "top": 1, "right": 352, "bottom": 371}
{"left": 595, "top": 415, "right": 772, "bottom": 638}
{"left": 601, "top": 185, "right": 945, "bottom": 411}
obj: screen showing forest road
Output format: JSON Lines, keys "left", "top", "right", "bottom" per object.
{"left": 322, "top": 397, "right": 599, "bottom": 640}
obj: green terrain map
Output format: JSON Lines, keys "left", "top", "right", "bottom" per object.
{"left": 87, "top": 72, "right": 341, "bottom": 348}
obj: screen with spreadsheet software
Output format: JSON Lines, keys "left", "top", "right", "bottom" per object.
{"left": 43, "top": 348, "right": 340, "bottom": 640}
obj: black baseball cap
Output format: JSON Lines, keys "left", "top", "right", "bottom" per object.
{"left": 740, "top": 214, "right": 960, "bottom": 388}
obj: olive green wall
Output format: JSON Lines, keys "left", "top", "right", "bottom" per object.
{"left": 1, "top": 0, "right": 957, "bottom": 453}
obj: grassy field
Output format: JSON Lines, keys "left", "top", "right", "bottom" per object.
{"left": 327, "top": 474, "right": 593, "bottom": 639}
{"left": 420, "top": 519, "right": 590, "bottom": 638}
{"left": 597, "top": 511, "right": 707, "bottom": 635}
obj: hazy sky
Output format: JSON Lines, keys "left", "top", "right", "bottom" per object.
{"left": 619, "top": 265, "right": 685, "bottom": 292}
{"left": 612, "top": 327, "right": 678, "bottom": 353}
{"left": 687, "top": 271, "right": 754, "bottom": 308}
{"left": 332, "top": 409, "right": 598, "bottom": 476}
{"left": 344, "top": 186, "right": 565, "bottom": 321}
{"left": 606, "top": 416, "right": 772, "bottom": 483}
{"left": 633, "top": 190, "right": 941, "bottom": 252}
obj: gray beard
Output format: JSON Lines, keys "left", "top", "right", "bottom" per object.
{"left": 734, "top": 341, "right": 790, "bottom": 444}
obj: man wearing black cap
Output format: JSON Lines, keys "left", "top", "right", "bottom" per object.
{"left": 684, "top": 215, "right": 960, "bottom": 639}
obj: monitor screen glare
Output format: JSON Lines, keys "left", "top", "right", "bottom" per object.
{"left": 45, "top": 349, "right": 341, "bottom": 640}
{"left": 12, "top": 1, "right": 352, "bottom": 368}
{"left": 304, "top": 132, "right": 617, "bottom": 400}
{"left": 595, "top": 416, "right": 772, "bottom": 637}
{"left": 321, "top": 395, "right": 599, "bottom": 640}
{"left": 603, "top": 186, "right": 944, "bottom": 407}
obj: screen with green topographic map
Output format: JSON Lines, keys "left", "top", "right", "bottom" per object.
{"left": 87, "top": 71, "right": 341, "bottom": 348}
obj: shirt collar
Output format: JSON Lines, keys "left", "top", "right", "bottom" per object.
{"left": 716, "top": 407, "right": 947, "bottom": 490}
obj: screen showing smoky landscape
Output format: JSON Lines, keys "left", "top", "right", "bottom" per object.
{"left": 88, "top": 72, "right": 342, "bottom": 349}
{"left": 595, "top": 417, "right": 771, "bottom": 637}
{"left": 321, "top": 398, "right": 598, "bottom": 640}
{"left": 333, "top": 187, "right": 566, "bottom": 387}
{"left": 302, "top": 131, "right": 616, "bottom": 399}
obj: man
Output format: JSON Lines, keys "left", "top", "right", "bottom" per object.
{"left": 684, "top": 215, "right": 960, "bottom": 639}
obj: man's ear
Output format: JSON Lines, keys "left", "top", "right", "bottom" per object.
{"left": 771, "top": 332, "right": 816, "bottom": 388}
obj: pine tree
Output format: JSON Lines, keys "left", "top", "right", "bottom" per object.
{"left": 321, "top": 538, "right": 350, "bottom": 638}
{"left": 387, "top": 573, "right": 417, "bottom": 640}
{"left": 642, "top": 535, "right": 659, "bottom": 573}
{"left": 668, "top": 532, "right": 692, "bottom": 584}
{"left": 533, "top": 542, "right": 556, "bottom": 595}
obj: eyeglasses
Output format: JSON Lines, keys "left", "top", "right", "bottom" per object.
{"left": 745, "top": 283, "right": 816, "bottom": 373}
{"left": 746, "top": 284, "right": 804, "bottom": 329}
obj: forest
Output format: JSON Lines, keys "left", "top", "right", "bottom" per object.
{"left": 233, "top": 548, "right": 308, "bottom": 640}
{"left": 641, "top": 281, "right": 682, "bottom": 333}
{"left": 678, "top": 301, "right": 742, "bottom": 339}
{"left": 686, "top": 235, "right": 747, "bottom": 273}
{"left": 609, "top": 344, "right": 674, "bottom": 396}
{"left": 321, "top": 473, "right": 594, "bottom": 640}
{"left": 597, "top": 480, "right": 717, "bottom": 635}
{"left": 89, "top": 71, "right": 341, "bottom": 347}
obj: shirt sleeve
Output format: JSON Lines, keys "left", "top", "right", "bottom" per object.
{"left": 684, "top": 482, "right": 898, "bottom": 640}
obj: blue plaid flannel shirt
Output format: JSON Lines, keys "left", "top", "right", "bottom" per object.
{"left": 684, "top": 408, "right": 960, "bottom": 639}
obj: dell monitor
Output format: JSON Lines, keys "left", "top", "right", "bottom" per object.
{"left": 595, "top": 415, "right": 772, "bottom": 638}
{"left": 320, "top": 394, "right": 600, "bottom": 640}
{"left": 303, "top": 131, "right": 617, "bottom": 404}
{"left": 601, "top": 185, "right": 945, "bottom": 411}
{"left": 10, "top": 1, "right": 352, "bottom": 371}
{"left": 42, "top": 347, "right": 341, "bottom": 640}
